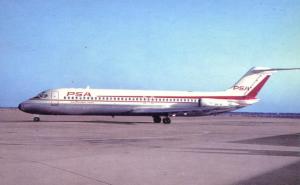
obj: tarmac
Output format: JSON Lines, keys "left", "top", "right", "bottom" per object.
{"left": 0, "top": 108, "right": 299, "bottom": 185}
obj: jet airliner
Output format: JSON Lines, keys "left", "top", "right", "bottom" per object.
{"left": 18, "top": 67, "right": 300, "bottom": 124}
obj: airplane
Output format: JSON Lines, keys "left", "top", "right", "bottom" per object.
{"left": 18, "top": 67, "right": 300, "bottom": 124}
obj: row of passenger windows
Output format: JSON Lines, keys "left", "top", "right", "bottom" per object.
{"left": 63, "top": 96, "right": 198, "bottom": 102}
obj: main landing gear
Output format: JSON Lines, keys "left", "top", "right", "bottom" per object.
{"left": 162, "top": 117, "right": 171, "bottom": 124}
{"left": 152, "top": 116, "right": 171, "bottom": 124}
{"left": 153, "top": 116, "right": 161, "bottom": 123}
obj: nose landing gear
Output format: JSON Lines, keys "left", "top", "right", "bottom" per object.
{"left": 33, "top": 116, "right": 40, "bottom": 122}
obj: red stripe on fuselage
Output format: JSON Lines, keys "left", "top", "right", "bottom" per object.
{"left": 65, "top": 95, "right": 255, "bottom": 100}
{"left": 62, "top": 96, "right": 254, "bottom": 101}
{"left": 53, "top": 95, "right": 255, "bottom": 103}
{"left": 245, "top": 75, "right": 270, "bottom": 98}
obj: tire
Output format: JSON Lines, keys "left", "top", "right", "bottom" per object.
{"left": 33, "top": 117, "right": 40, "bottom": 122}
{"left": 153, "top": 116, "right": 161, "bottom": 123}
{"left": 163, "top": 117, "right": 171, "bottom": 124}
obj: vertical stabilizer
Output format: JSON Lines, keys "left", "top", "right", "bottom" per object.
{"left": 225, "top": 67, "right": 300, "bottom": 98}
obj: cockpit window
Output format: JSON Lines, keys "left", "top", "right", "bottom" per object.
{"left": 30, "top": 91, "right": 49, "bottom": 100}
{"left": 39, "top": 92, "right": 48, "bottom": 98}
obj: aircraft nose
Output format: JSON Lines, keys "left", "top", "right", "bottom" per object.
{"left": 18, "top": 102, "right": 35, "bottom": 114}
{"left": 18, "top": 103, "right": 24, "bottom": 111}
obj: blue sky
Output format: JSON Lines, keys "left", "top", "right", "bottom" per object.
{"left": 1, "top": 0, "right": 300, "bottom": 112}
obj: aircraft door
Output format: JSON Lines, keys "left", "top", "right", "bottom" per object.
{"left": 51, "top": 91, "right": 59, "bottom": 106}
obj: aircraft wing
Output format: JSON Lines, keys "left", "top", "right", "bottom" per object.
{"left": 130, "top": 106, "right": 238, "bottom": 116}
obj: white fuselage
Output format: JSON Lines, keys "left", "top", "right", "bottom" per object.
{"left": 19, "top": 88, "right": 256, "bottom": 117}
{"left": 19, "top": 67, "right": 299, "bottom": 123}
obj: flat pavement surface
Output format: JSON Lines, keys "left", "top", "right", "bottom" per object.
{"left": 0, "top": 109, "right": 299, "bottom": 185}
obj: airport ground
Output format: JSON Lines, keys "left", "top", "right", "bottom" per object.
{"left": 0, "top": 109, "right": 299, "bottom": 185}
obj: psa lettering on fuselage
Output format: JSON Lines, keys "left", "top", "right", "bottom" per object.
{"left": 233, "top": 86, "right": 251, "bottom": 91}
{"left": 67, "top": 92, "right": 92, "bottom": 96}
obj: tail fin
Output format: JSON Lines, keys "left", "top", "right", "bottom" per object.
{"left": 226, "top": 67, "right": 300, "bottom": 98}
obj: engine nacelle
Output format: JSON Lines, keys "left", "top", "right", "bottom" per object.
{"left": 199, "top": 98, "right": 239, "bottom": 107}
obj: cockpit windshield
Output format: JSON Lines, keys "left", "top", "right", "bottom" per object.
{"left": 30, "top": 91, "right": 49, "bottom": 100}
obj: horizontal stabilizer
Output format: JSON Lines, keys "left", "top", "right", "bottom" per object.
{"left": 251, "top": 67, "right": 300, "bottom": 72}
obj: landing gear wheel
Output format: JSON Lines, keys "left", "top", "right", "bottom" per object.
{"left": 163, "top": 117, "right": 171, "bottom": 124}
{"left": 153, "top": 116, "right": 161, "bottom": 123}
{"left": 33, "top": 117, "right": 40, "bottom": 122}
